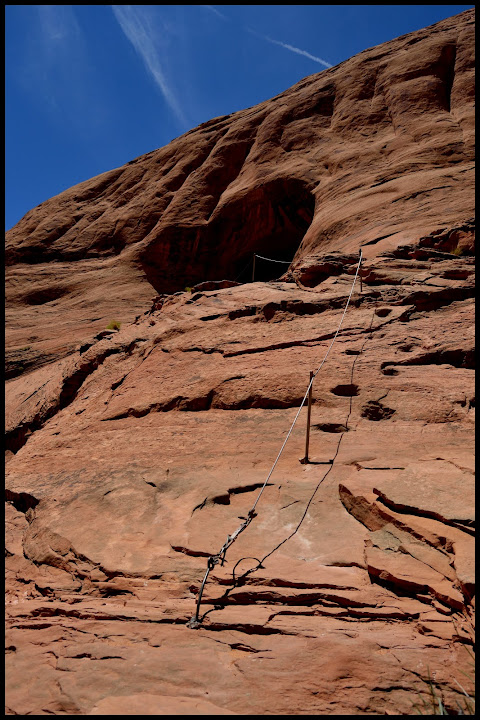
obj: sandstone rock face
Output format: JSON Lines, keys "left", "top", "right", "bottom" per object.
{"left": 5, "top": 10, "right": 475, "bottom": 717}
{"left": 5, "top": 9, "right": 474, "bottom": 377}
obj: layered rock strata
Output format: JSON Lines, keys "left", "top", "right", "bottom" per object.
{"left": 6, "top": 248, "right": 475, "bottom": 714}
{"left": 5, "top": 9, "right": 475, "bottom": 717}
{"left": 5, "top": 9, "right": 474, "bottom": 377}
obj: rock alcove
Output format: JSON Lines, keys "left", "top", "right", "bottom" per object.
{"left": 140, "top": 177, "right": 316, "bottom": 291}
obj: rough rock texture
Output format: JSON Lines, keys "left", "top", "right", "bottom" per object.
{"left": 5, "top": 9, "right": 475, "bottom": 717}
{"left": 5, "top": 9, "right": 474, "bottom": 378}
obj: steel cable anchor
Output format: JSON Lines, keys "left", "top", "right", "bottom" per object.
{"left": 187, "top": 509, "right": 257, "bottom": 629}
{"left": 187, "top": 253, "right": 363, "bottom": 629}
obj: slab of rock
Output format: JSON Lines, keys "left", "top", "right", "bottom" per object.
{"left": 372, "top": 461, "right": 475, "bottom": 528}
{"left": 5, "top": 8, "right": 475, "bottom": 718}
{"left": 87, "top": 694, "right": 238, "bottom": 715}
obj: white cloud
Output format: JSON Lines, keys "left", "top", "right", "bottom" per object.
{"left": 12, "top": 5, "right": 110, "bottom": 135}
{"left": 38, "top": 5, "right": 82, "bottom": 44}
{"left": 111, "top": 5, "right": 189, "bottom": 128}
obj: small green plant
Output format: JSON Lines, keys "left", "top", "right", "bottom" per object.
{"left": 106, "top": 320, "right": 121, "bottom": 331}
{"left": 411, "top": 651, "right": 475, "bottom": 715}
{"left": 453, "top": 645, "right": 476, "bottom": 715}
{"left": 184, "top": 286, "right": 193, "bottom": 293}
{"left": 412, "top": 671, "right": 448, "bottom": 715}
{"left": 451, "top": 246, "right": 464, "bottom": 256}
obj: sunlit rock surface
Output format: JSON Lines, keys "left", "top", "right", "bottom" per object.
{"left": 5, "top": 9, "right": 474, "bottom": 716}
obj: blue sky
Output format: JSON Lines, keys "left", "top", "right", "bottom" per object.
{"left": 5, "top": 5, "right": 473, "bottom": 231}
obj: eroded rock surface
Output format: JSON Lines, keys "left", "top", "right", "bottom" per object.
{"left": 5, "top": 9, "right": 474, "bottom": 378}
{"left": 5, "top": 9, "right": 475, "bottom": 717}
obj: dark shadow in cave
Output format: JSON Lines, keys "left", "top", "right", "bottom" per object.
{"left": 139, "top": 176, "right": 316, "bottom": 293}
{"left": 222, "top": 177, "right": 316, "bottom": 283}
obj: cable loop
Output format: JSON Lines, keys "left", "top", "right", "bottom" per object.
{"left": 232, "top": 557, "right": 264, "bottom": 585}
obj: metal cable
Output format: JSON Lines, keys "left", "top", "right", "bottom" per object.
{"left": 232, "top": 296, "right": 379, "bottom": 582}
{"left": 198, "top": 295, "right": 380, "bottom": 623}
{"left": 233, "top": 256, "right": 254, "bottom": 282}
{"left": 187, "top": 250, "right": 363, "bottom": 628}
{"left": 250, "top": 249, "right": 363, "bottom": 512}
{"left": 233, "top": 253, "right": 290, "bottom": 284}
{"left": 254, "top": 253, "right": 292, "bottom": 264}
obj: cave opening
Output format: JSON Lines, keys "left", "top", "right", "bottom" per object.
{"left": 140, "top": 177, "right": 316, "bottom": 293}
{"left": 226, "top": 178, "right": 316, "bottom": 284}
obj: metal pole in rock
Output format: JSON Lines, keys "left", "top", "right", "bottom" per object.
{"left": 359, "top": 249, "right": 363, "bottom": 293}
{"left": 300, "top": 371, "right": 314, "bottom": 464}
{"left": 252, "top": 254, "right": 256, "bottom": 283}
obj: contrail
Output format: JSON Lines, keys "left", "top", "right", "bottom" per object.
{"left": 111, "top": 5, "right": 188, "bottom": 127}
{"left": 264, "top": 35, "right": 333, "bottom": 68}
{"left": 248, "top": 27, "right": 333, "bottom": 68}
{"left": 200, "top": 7, "right": 333, "bottom": 68}
{"left": 201, "top": 5, "right": 228, "bottom": 21}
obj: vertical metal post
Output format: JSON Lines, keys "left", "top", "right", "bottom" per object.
{"left": 252, "top": 254, "right": 256, "bottom": 283}
{"left": 301, "top": 371, "right": 314, "bottom": 464}
{"left": 359, "top": 249, "right": 363, "bottom": 293}
{"left": 187, "top": 564, "right": 211, "bottom": 629}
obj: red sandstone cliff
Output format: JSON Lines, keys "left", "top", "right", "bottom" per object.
{"left": 5, "top": 9, "right": 474, "bottom": 377}
{"left": 5, "top": 10, "right": 475, "bottom": 716}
